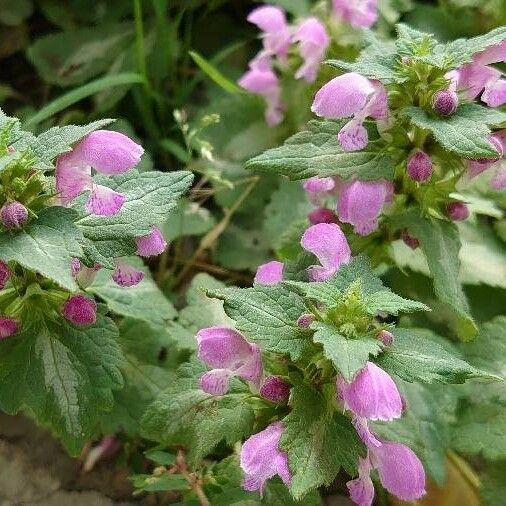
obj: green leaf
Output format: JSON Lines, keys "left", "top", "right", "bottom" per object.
{"left": 0, "top": 314, "right": 124, "bottom": 455}
{"left": 481, "top": 461, "right": 506, "bottom": 506}
{"left": 25, "top": 73, "right": 144, "bottom": 128}
{"left": 162, "top": 200, "right": 216, "bottom": 242}
{"left": 189, "top": 50, "right": 242, "bottom": 94}
{"left": 245, "top": 120, "right": 394, "bottom": 181}
{"left": 403, "top": 104, "right": 506, "bottom": 159}
{"left": 363, "top": 290, "right": 430, "bottom": 315}
{"left": 206, "top": 285, "right": 314, "bottom": 360}
{"left": 376, "top": 328, "right": 500, "bottom": 383}
{"left": 140, "top": 361, "right": 255, "bottom": 465}
{"left": 312, "top": 323, "right": 382, "bottom": 381}
{"left": 88, "top": 260, "right": 177, "bottom": 327}
{"left": 0, "top": 207, "right": 82, "bottom": 290}
{"left": 280, "top": 384, "right": 365, "bottom": 500}
{"left": 132, "top": 473, "right": 189, "bottom": 493}
{"left": 392, "top": 210, "right": 477, "bottom": 340}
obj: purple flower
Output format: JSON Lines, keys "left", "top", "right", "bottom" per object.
{"left": 238, "top": 66, "right": 284, "bottom": 126}
{"left": 347, "top": 457, "right": 375, "bottom": 506}
{"left": 311, "top": 73, "right": 387, "bottom": 152}
{"left": 240, "top": 421, "right": 291, "bottom": 494}
{"left": 447, "top": 202, "right": 470, "bottom": 221}
{"left": 0, "top": 317, "right": 19, "bottom": 339}
{"left": 56, "top": 130, "right": 143, "bottom": 216}
{"left": 71, "top": 258, "right": 101, "bottom": 288}
{"left": 300, "top": 223, "right": 351, "bottom": 281}
{"left": 406, "top": 150, "right": 433, "bottom": 182}
{"left": 135, "top": 226, "right": 167, "bottom": 257}
{"left": 432, "top": 89, "right": 459, "bottom": 116}
{"left": 0, "top": 201, "right": 28, "bottom": 229}
{"left": 247, "top": 6, "right": 291, "bottom": 60}
{"left": 254, "top": 260, "right": 284, "bottom": 285}
{"left": 0, "top": 261, "right": 11, "bottom": 290}
{"left": 332, "top": 0, "right": 378, "bottom": 28}
{"left": 338, "top": 179, "right": 393, "bottom": 236}
{"left": 337, "top": 362, "right": 403, "bottom": 421}
{"left": 260, "top": 376, "right": 290, "bottom": 403}
{"left": 62, "top": 294, "right": 97, "bottom": 326}
{"left": 196, "top": 326, "right": 263, "bottom": 395}
{"left": 308, "top": 207, "right": 338, "bottom": 225}
{"left": 467, "top": 131, "right": 506, "bottom": 189}
{"left": 292, "top": 17, "right": 329, "bottom": 83}
{"left": 112, "top": 260, "right": 145, "bottom": 287}
{"left": 296, "top": 313, "right": 315, "bottom": 328}
{"left": 447, "top": 40, "right": 506, "bottom": 107}
{"left": 303, "top": 176, "right": 336, "bottom": 205}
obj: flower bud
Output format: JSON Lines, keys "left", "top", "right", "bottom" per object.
{"left": 400, "top": 229, "right": 419, "bottom": 250}
{"left": 0, "top": 261, "right": 11, "bottom": 290}
{"left": 297, "top": 313, "right": 315, "bottom": 328}
{"left": 432, "top": 90, "right": 458, "bottom": 116}
{"left": 0, "top": 201, "right": 28, "bottom": 229}
{"left": 260, "top": 376, "right": 290, "bottom": 403}
{"left": 0, "top": 317, "right": 19, "bottom": 338}
{"left": 406, "top": 150, "right": 433, "bottom": 182}
{"left": 308, "top": 207, "right": 337, "bottom": 224}
{"left": 112, "top": 261, "right": 144, "bottom": 287}
{"left": 62, "top": 294, "right": 97, "bottom": 326}
{"left": 378, "top": 330, "right": 394, "bottom": 346}
{"left": 447, "top": 202, "right": 469, "bottom": 221}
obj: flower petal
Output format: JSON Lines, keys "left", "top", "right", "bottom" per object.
{"left": 112, "top": 261, "right": 145, "bottom": 287}
{"left": 482, "top": 78, "right": 506, "bottom": 107}
{"left": 199, "top": 369, "right": 232, "bottom": 395}
{"left": 346, "top": 456, "right": 375, "bottom": 506}
{"left": 86, "top": 184, "right": 125, "bottom": 216}
{"left": 338, "top": 119, "right": 369, "bottom": 152}
{"left": 254, "top": 260, "right": 284, "bottom": 285}
{"left": 135, "top": 226, "right": 167, "bottom": 257}
{"left": 55, "top": 152, "right": 92, "bottom": 204}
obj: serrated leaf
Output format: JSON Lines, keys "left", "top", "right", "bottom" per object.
{"left": 88, "top": 260, "right": 176, "bottom": 327}
{"left": 403, "top": 104, "right": 506, "bottom": 159}
{"left": 0, "top": 207, "right": 82, "bottom": 290}
{"left": 140, "top": 361, "right": 254, "bottom": 465}
{"left": 392, "top": 210, "right": 477, "bottom": 340}
{"left": 280, "top": 384, "right": 365, "bottom": 499}
{"left": 245, "top": 120, "right": 394, "bottom": 181}
{"left": 364, "top": 290, "right": 430, "bottom": 315}
{"left": 376, "top": 328, "right": 500, "bottom": 383}
{"left": 0, "top": 314, "right": 124, "bottom": 455}
{"left": 312, "top": 323, "right": 382, "bottom": 381}
{"left": 206, "top": 285, "right": 314, "bottom": 360}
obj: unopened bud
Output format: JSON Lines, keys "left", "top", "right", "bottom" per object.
{"left": 297, "top": 313, "right": 315, "bottom": 328}
{"left": 400, "top": 229, "right": 419, "bottom": 250}
{"left": 407, "top": 150, "right": 433, "bottom": 182}
{"left": 447, "top": 202, "right": 469, "bottom": 221}
{"left": 62, "top": 294, "right": 97, "bottom": 326}
{"left": 378, "top": 330, "right": 395, "bottom": 346}
{"left": 0, "top": 317, "right": 19, "bottom": 339}
{"left": 0, "top": 261, "right": 11, "bottom": 290}
{"left": 260, "top": 376, "right": 290, "bottom": 403}
{"left": 0, "top": 201, "right": 28, "bottom": 229}
{"left": 432, "top": 90, "right": 458, "bottom": 116}
{"left": 308, "top": 207, "right": 337, "bottom": 224}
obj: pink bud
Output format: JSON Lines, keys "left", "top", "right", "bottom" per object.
{"left": 400, "top": 229, "right": 419, "bottom": 250}
{"left": 407, "top": 150, "right": 433, "bottom": 182}
{"left": 378, "top": 330, "right": 394, "bottom": 346}
{"left": 112, "top": 261, "right": 144, "bottom": 287}
{"left": 0, "top": 201, "right": 28, "bottom": 229}
{"left": 135, "top": 226, "right": 167, "bottom": 257}
{"left": 308, "top": 207, "right": 337, "bottom": 224}
{"left": 0, "top": 317, "right": 19, "bottom": 338}
{"left": 62, "top": 295, "right": 97, "bottom": 326}
{"left": 432, "top": 90, "right": 458, "bottom": 116}
{"left": 447, "top": 202, "right": 469, "bottom": 221}
{"left": 260, "top": 376, "right": 290, "bottom": 403}
{"left": 297, "top": 313, "right": 315, "bottom": 328}
{"left": 0, "top": 261, "right": 11, "bottom": 290}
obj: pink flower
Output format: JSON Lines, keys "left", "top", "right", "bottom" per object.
{"left": 301, "top": 223, "right": 351, "bottom": 281}
{"left": 432, "top": 89, "right": 459, "bottom": 116}
{"left": 332, "top": 0, "right": 378, "bottom": 28}
{"left": 135, "top": 226, "right": 167, "bottom": 257}
{"left": 308, "top": 207, "right": 337, "bottom": 224}
{"left": 247, "top": 6, "right": 291, "bottom": 60}
{"left": 0, "top": 201, "right": 28, "bottom": 229}
{"left": 112, "top": 260, "right": 144, "bottom": 287}
{"left": 337, "top": 362, "right": 403, "bottom": 421}
{"left": 347, "top": 457, "right": 375, "bottom": 506}
{"left": 406, "top": 150, "right": 433, "bottom": 182}
{"left": 303, "top": 176, "right": 336, "bottom": 205}
{"left": 240, "top": 421, "right": 291, "bottom": 494}
{"left": 447, "top": 39, "right": 506, "bottom": 107}
{"left": 196, "top": 326, "right": 263, "bottom": 395}
{"left": 0, "top": 317, "right": 19, "bottom": 338}
{"left": 56, "top": 130, "right": 143, "bottom": 216}
{"left": 0, "top": 261, "right": 11, "bottom": 290}
{"left": 62, "top": 294, "right": 97, "bottom": 326}
{"left": 254, "top": 260, "right": 284, "bottom": 285}
{"left": 260, "top": 376, "right": 290, "bottom": 403}
{"left": 311, "top": 73, "right": 387, "bottom": 152}
{"left": 447, "top": 202, "right": 470, "bottom": 221}
{"left": 292, "top": 17, "right": 329, "bottom": 83}
{"left": 338, "top": 180, "right": 393, "bottom": 236}
{"left": 71, "top": 258, "right": 101, "bottom": 288}
{"left": 467, "top": 131, "right": 506, "bottom": 189}
{"left": 239, "top": 67, "right": 284, "bottom": 126}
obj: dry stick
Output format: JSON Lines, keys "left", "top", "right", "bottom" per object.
{"left": 171, "top": 177, "right": 259, "bottom": 288}
{"left": 176, "top": 449, "right": 210, "bottom": 506}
